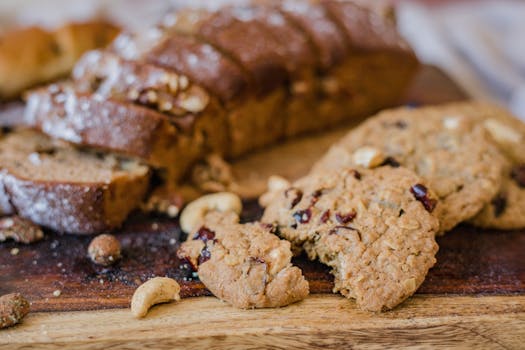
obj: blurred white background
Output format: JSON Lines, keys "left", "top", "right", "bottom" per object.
{"left": 1, "top": 0, "right": 524, "bottom": 119}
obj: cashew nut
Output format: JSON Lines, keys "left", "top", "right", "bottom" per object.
{"left": 180, "top": 192, "right": 242, "bottom": 233}
{"left": 353, "top": 146, "right": 385, "bottom": 169}
{"left": 131, "top": 277, "right": 181, "bottom": 318}
{"left": 484, "top": 118, "right": 522, "bottom": 144}
{"left": 259, "top": 175, "right": 291, "bottom": 208}
{"left": 267, "top": 175, "right": 291, "bottom": 192}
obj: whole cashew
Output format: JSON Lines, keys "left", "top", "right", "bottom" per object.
{"left": 267, "top": 175, "right": 291, "bottom": 192}
{"left": 258, "top": 175, "right": 290, "bottom": 208}
{"left": 179, "top": 192, "right": 242, "bottom": 234}
{"left": 131, "top": 277, "right": 181, "bottom": 318}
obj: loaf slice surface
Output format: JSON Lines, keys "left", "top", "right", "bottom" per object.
{"left": 0, "top": 129, "right": 149, "bottom": 234}
{"left": 323, "top": 0, "right": 410, "bottom": 53}
{"left": 144, "top": 33, "right": 250, "bottom": 104}
{"left": 24, "top": 83, "right": 198, "bottom": 181}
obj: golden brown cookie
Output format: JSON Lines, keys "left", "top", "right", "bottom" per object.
{"left": 452, "top": 102, "right": 525, "bottom": 229}
{"left": 178, "top": 212, "right": 309, "bottom": 309}
{"left": 262, "top": 166, "right": 439, "bottom": 312}
{"left": 313, "top": 104, "right": 506, "bottom": 233}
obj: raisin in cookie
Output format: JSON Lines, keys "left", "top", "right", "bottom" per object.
{"left": 313, "top": 104, "right": 506, "bottom": 233}
{"left": 453, "top": 102, "right": 525, "bottom": 229}
{"left": 262, "top": 166, "right": 440, "bottom": 312}
{"left": 178, "top": 212, "right": 309, "bottom": 309}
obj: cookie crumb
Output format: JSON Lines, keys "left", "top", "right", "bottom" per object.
{"left": 0, "top": 216, "right": 44, "bottom": 244}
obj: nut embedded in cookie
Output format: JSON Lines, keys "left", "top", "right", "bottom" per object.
{"left": 177, "top": 212, "right": 309, "bottom": 309}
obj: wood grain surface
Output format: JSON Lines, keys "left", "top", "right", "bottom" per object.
{"left": 1, "top": 213, "right": 524, "bottom": 312}
{"left": 1, "top": 66, "right": 524, "bottom": 348}
{"left": 2, "top": 295, "right": 524, "bottom": 349}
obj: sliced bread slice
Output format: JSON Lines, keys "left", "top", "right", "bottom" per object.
{"left": 0, "top": 129, "right": 150, "bottom": 234}
{"left": 24, "top": 83, "right": 198, "bottom": 182}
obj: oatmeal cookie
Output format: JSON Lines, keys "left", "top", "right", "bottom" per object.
{"left": 178, "top": 212, "right": 309, "bottom": 309}
{"left": 313, "top": 104, "right": 506, "bottom": 233}
{"left": 454, "top": 102, "right": 525, "bottom": 229}
{"left": 471, "top": 173, "right": 525, "bottom": 230}
{"left": 262, "top": 166, "right": 440, "bottom": 312}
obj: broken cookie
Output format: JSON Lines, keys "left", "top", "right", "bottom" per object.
{"left": 262, "top": 166, "right": 439, "bottom": 312}
{"left": 178, "top": 211, "right": 309, "bottom": 309}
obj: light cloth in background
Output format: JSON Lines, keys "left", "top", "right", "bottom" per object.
{"left": 397, "top": 0, "right": 525, "bottom": 120}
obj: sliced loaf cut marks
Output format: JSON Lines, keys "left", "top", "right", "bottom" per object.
{"left": 323, "top": 0, "right": 410, "bottom": 53}
{"left": 224, "top": 3, "right": 321, "bottom": 138}
{"left": 151, "top": 4, "right": 320, "bottom": 155}
{"left": 321, "top": 0, "right": 419, "bottom": 117}
{"left": 0, "top": 129, "right": 150, "bottom": 234}
{"left": 73, "top": 50, "right": 229, "bottom": 157}
{"left": 25, "top": 1, "right": 420, "bottom": 182}
{"left": 162, "top": 8, "right": 289, "bottom": 155}
{"left": 279, "top": 0, "right": 348, "bottom": 70}
{"left": 24, "top": 83, "right": 197, "bottom": 182}
{"left": 144, "top": 30, "right": 285, "bottom": 157}
{"left": 171, "top": 7, "right": 289, "bottom": 95}
{"left": 277, "top": 0, "right": 356, "bottom": 133}
{"left": 130, "top": 33, "right": 249, "bottom": 104}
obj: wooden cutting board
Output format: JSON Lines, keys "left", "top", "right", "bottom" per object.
{"left": 1, "top": 66, "right": 524, "bottom": 349}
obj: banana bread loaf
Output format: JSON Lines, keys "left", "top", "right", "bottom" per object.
{"left": 24, "top": 0, "right": 419, "bottom": 185}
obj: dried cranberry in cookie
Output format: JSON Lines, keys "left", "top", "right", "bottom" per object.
{"left": 335, "top": 211, "right": 357, "bottom": 224}
{"left": 410, "top": 184, "right": 437, "bottom": 212}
